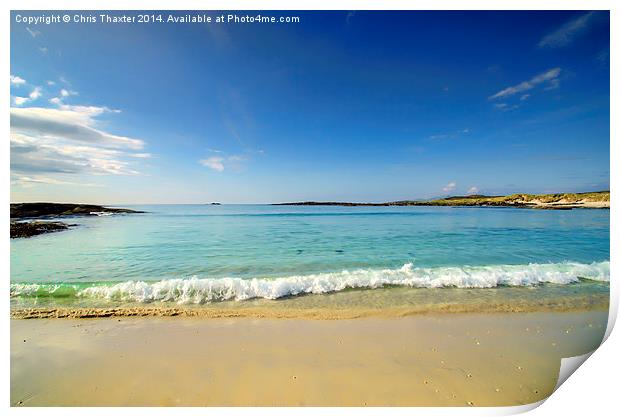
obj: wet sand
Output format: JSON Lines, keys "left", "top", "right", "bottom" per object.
{"left": 11, "top": 310, "right": 607, "bottom": 406}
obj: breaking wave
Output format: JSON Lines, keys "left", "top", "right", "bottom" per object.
{"left": 10, "top": 261, "right": 609, "bottom": 304}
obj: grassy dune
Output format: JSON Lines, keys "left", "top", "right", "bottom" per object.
{"left": 278, "top": 191, "right": 610, "bottom": 209}
{"left": 407, "top": 191, "right": 610, "bottom": 208}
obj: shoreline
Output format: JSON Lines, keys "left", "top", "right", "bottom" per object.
{"left": 10, "top": 296, "right": 609, "bottom": 320}
{"left": 10, "top": 280, "right": 610, "bottom": 319}
{"left": 11, "top": 311, "right": 608, "bottom": 406}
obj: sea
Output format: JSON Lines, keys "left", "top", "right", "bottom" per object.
{"left": 10, "top": 204, "right": 610, "bottom": 313}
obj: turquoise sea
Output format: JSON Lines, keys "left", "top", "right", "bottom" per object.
{"left": 10, "top": 205, "right": 610, "bottom": 309}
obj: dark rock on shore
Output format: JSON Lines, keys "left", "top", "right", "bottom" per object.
{"left": 11, "top": 203, "right": 144, "bottom": 219}
{"left": 10, "top": 221, "right": 74, "bottom": 238}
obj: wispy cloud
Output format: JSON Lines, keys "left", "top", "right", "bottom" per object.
{"left": 200, "top": 156, "right": 225, "bottom": 172}
{"left": 467, "top": 186, "right": 480, "bottom": 195}
{"left": 11, "top": 107, "right": 142, "bottom": 149}
{"left": 538, "top": 12, "right": 597, "bottom": 49}
{"left": 427, "top": 128, "right": 471, "bottom": 141}
{"left": 442, "top": 182, "right": 456, "bottom": 193}
{"left": 489, "top": 68, "right": 561, "bottom": 100}
{"left": 10, "top": 75, "right": 26, "bottom": 86}
{"left": 26, "top": 27, "right": 40, "bottom": 38}
{"left": 494, "top": 102, "right": 519, "bottom": 111}
{"left": 199, "top": 153, "right": 249, "bottom": 172}
{"left": 11, "top": 174, "right": 101, "bottom": 188}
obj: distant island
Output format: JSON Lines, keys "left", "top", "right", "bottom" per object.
{"left": 10, "top": 203, "right": 144, "bottom": 238}
{"left": 275, "top": 191, "right": 610, "bottom": 210}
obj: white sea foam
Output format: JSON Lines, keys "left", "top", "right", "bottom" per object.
{"left": 89, "top": 211, "right": 113, "bottom": 216}
{"left": 11, "top": 261, "right": 608, "bottom": 304}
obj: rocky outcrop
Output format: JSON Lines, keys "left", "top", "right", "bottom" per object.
{"left": 10, "top": 203, "right": 144, "bottom": 239}
{"left": 11, "top": 203, "right": 144, "bottom": 219}
{"left": 10, "top": 221, "right": 73, "bottom": 238}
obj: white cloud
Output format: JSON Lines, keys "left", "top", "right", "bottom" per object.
{"left": 13, "top": 97, "right": 29, "bottom": 106}
{"left": 9, "top": 78, "right": 142, "bottom": 184}
{"left": 10, "top": 75, "right": 26, "bottom": 86}
{"left": 11, "top": 107, "right": 142, "bottom": 149}
{"left": 489, "top": 68, "right": 561, "bottom": 100}
{"left": 443, "top": 182, "right": 457, "bottom": 193}
{"left": 29, "top": 87, "right": 42, "bottom": 100}
{"left": 199, "top": 152, "right": 253, "bottom": 172}
{"left": 200, "top": 156, "right": 225, "bottom": 172}
{"left": 520, "top": 94, "right": 530, "bottom": 101}
{"left": 467, "top": 186, "right": 480, "bottom": 195}
{"left": 60, "top": 88, "right": 72, "bottom": 97}
{"left": 11, "top": 133, "right": 139, "bottom": 177}
{"left": 539, "top": 12, "right": 597, "bottom": 49}
{"left": 26, "top": 27, "right": 40, "bottom": 38}
{"left": 47, "top": 80, "right": 55, "bottom": 86}
{"left": 39, "top": 47, "right": 48, "bottom": 54}
{"left": 12, "top": 86, "right": 43, "bottom": 106}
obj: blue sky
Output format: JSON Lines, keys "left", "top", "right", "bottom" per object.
{"left": 10, "top": 11, "right": 610, "bottom": 204}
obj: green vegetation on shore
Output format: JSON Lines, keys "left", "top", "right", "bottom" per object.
{"left": 276, "top": 191, "right": 610, "bottom": 209}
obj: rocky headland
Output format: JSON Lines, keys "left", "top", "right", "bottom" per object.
{"left": 10, "top": 203, "right": 144, "bottom": 238}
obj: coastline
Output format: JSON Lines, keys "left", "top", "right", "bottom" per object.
{"left": 274, "top": 191, "right": 610, "bottom": 210}
{"left": 11, "top": 310, "right": 608, "bottom": 406}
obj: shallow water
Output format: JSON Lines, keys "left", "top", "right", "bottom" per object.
{"left": 10, "top": 205, "right": 609, "bottom": 309}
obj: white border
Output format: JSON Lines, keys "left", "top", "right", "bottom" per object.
{"left": 2, "top": 1, "right": 616, "bottom": 416}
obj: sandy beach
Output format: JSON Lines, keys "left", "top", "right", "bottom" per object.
{"left": 11, "top": 310, "right": 607, "bottom": 407}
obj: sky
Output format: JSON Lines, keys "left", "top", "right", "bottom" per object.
{"left": 10, "top": 11, "right": 610, "bottom": 204}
